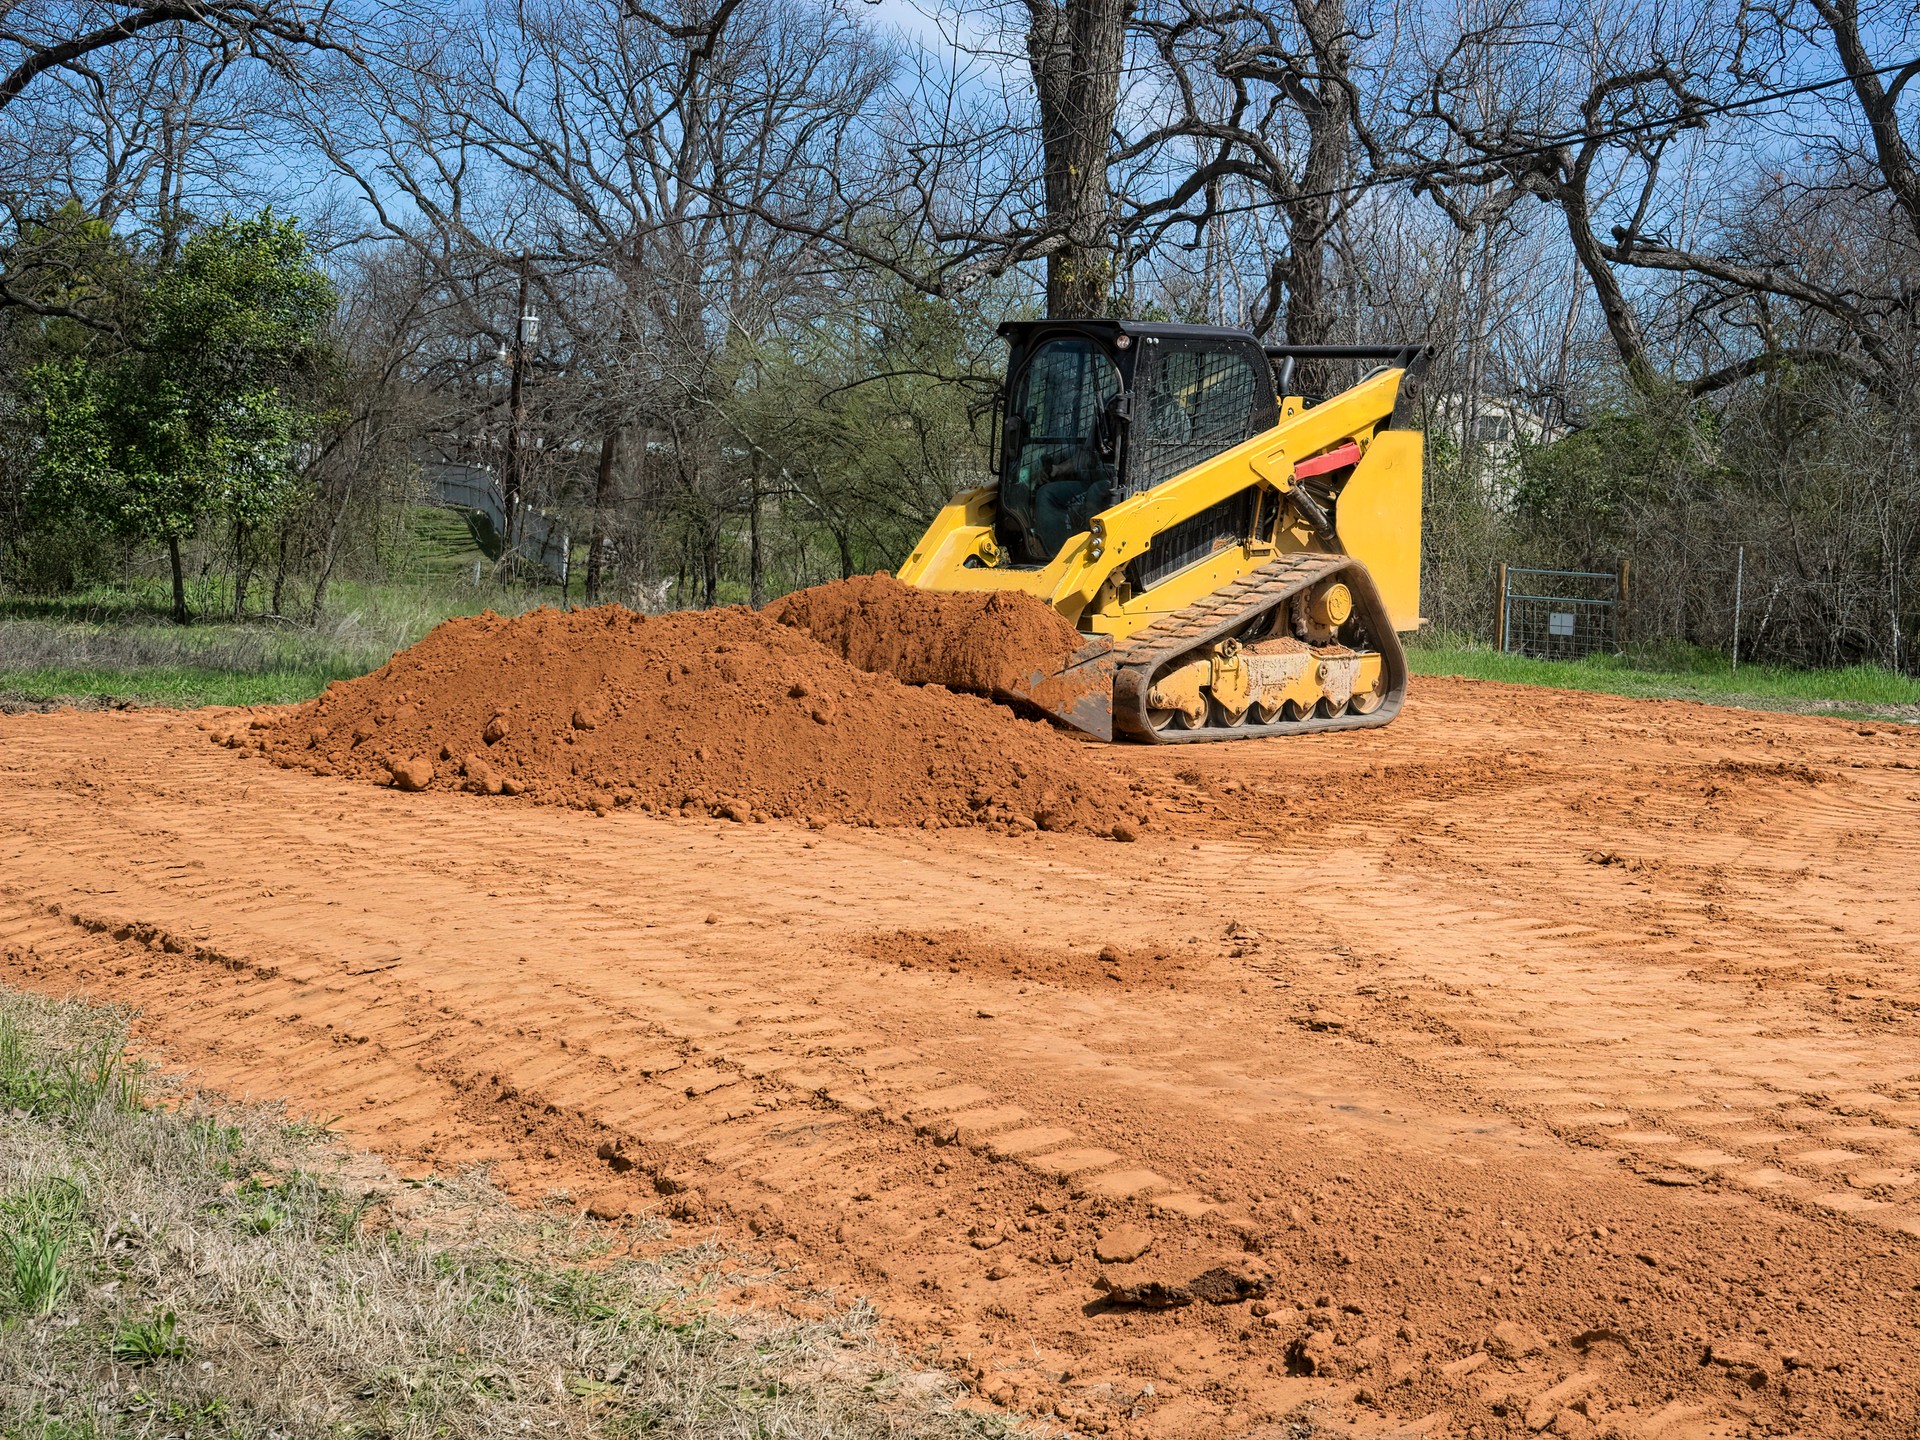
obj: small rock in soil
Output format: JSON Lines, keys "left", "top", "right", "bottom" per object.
{"left": 1094, "top": 1223, "right": 1153, "bottom": 1263}
{"left": 389, "top": 756, "right": 435, "bottom": 792}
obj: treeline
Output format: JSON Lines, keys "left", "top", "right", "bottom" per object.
{"left": 0, "top": 0, "right": 1915, "bottom": 671}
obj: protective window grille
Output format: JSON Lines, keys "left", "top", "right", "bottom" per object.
{"left": 1129, "top": 494, "right": 1253, "bottom": 593}
{"left": 1128, "top": 344, "right": 1261, "bottom": 496}
{"left": 1497, "top": 564, "right": 1627, "bottom": 659}
{"left": 1017, "top": 340, "right": 1116, "bottom": 452}
{"left": 1000, "top": 339, "right": 1122, "bottom": 563}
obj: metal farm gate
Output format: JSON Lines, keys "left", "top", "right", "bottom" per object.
{"left": 1496, "top": 563, "right": 1629, "bottom": 659}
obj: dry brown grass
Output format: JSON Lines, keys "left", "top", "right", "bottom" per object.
{"left": 0, "top": 986, "right": 1012, "bottom": 1440}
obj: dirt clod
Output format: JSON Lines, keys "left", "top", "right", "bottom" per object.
{"left": 582, "top": 1189, "right": 633, "bottom": 1221}
{"left": 1093, "top": 1223, "right": 1153, "bottom": 1263}
{"left": 1094, "top": 1272, "right": 1192, "bottom": 1309}
{"left": 388, "top": 756, "right": 435, "bottom": 792}
{"left": 1707, "top": 1340, "right": 1772, "bottom": 1384}
{"left": 1187, "top": 1261, "right": 1273, "bottom": 1305}
{"left": 1487, "top": 1319, "right": 1548, "bottom": 1359}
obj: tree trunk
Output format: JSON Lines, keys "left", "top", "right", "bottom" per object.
{"left": 835, "top": 525, "right": 855, "bottom": 580}
{"left": 1810, "top": 0, "right": 1920, "bottom": 246}
{"left": 307, "top": 473, "right": 356, "bottom": 626}
{"left": 271, "top": 526, "right": 291, "bottom": 616}
{"left": 587, "top": 426, "right": 620, "bottom": 604}
{"left": 232, "top": 520, "right": 249, "bottom": 621}
{"left": 1557, "top": 177, "right": 1652, "bottom": 390}
{"left": 1026, "top": 0, "right": 1128, "bottom": 317}
{"left": 748, "top": 473, "right": 766, "bottom": 609}
{"left": 1276, "top": 0, "right": 1354, "bottom": 391}
{"left": 167, "top": 534, "right": 189, "bottom": 625}
{"left": 502, "top": 258, "right": 531, "bottom": 553}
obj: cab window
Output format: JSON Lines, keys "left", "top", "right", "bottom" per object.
{"left": 999, "top": 338, "right": 1122, "bottom": 563}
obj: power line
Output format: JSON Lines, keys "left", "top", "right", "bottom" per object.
{"left": 1142, "top": 55, "right": 1920, "bottom": 227}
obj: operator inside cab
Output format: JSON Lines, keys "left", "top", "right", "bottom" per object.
{"left": 999, "top": 336, "right": 1123, "bottom": 563}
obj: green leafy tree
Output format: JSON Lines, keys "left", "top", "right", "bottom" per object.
{"left": 723, "top": 282, "right": 997, "bottom": 592}
{"left": 0, "top": 206, "right": 145, "bottom": 591}
{"left": 25, "top": 212, "right": 336, "bottom": 622}
{"left": 0, "top": 203, "right": 144, "bottom": 351}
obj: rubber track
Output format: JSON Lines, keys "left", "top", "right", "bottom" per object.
{"left": 1110, "top": 551, "right": 1409, "bottom": 743}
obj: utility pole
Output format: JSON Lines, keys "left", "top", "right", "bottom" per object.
{"left": 501, "top": 256, "right": 536, "bottom": 556}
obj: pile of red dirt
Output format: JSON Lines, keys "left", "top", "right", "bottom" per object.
{"left": 768, "top": 573, "right": 1084, "bottom": 698}
{"left": 241, "top": 601, "right": 1127, "bottom": 833}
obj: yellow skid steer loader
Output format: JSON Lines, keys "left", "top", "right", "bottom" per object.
{"left": 899, "top": 321, "right": 1428, "bottom": 742}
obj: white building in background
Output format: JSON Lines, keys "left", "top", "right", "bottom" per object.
{"left": 1426, "top": 393, "right": 1563, "bottom": 506}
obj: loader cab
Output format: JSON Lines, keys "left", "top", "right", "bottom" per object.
{"left": 994, "top": 320, "right": 1278, "bottom": 566}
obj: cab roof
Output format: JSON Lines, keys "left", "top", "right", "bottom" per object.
{"left": 995, "top": 320, "right": 1429, "bottom": 367}
{"left": 995, "top": 318, "right": 1257, "bottom": 345}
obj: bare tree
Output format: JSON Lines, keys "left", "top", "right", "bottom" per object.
{"left": 300, "top": 0, "right": 896, "bottom": 602}
{"left": 1024, "top": 0, "right": 1129, "bottom": 314}
{"left": 0, "top": 1, "right": 348, "bottom": 114}
{"left": 1404, "top": 0, "right": 1917, "bottom": 397}
{"left": 1124, "top": 0, "right": 1382, "bottom": 348}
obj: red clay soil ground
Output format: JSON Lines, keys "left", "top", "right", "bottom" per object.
{"left": 3, "top": 680, "right": 1920, "bottom": 1439}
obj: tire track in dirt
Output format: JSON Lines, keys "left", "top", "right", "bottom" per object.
{"left": 1306, "top": 757, "right": 1920, "bottom": 1238}
{"left": 2, "top": 691, "right": 1920, "bottom": 1437}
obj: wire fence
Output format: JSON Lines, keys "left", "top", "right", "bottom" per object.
{"left": 1497, "top": 564, "right": 1627, "bottom": 660}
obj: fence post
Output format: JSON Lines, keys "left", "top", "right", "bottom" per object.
{"left": 1731, "top": 545, "right": 1745, "bottom": 674}
{"left": 1495, "top": 563, "right": 1510, "bottom": 652}
{"left": 1616, "top": 559, "right": 1630, "bottom": 651}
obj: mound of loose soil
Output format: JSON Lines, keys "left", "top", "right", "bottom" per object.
{"left": 768, "top": 573, "right": 1083, "bottom": 699}
{"left": 246, "top": 603, "right": 1124, "bottom": 832}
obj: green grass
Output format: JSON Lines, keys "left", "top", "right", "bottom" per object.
{"left": 0, "top": 663, "right": 363, "bottom": 708}
{"left": 106, "top": 1309, "right": 187, "bottom": 1367}
{"left": 0, "top": 510, "right": 567, "bottom": 709}
{"left": 1407, "top": 634, "right": 1920, "bottom": 720}
{"left": 396, "top": 505, "right": 503, "bottom": 581}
